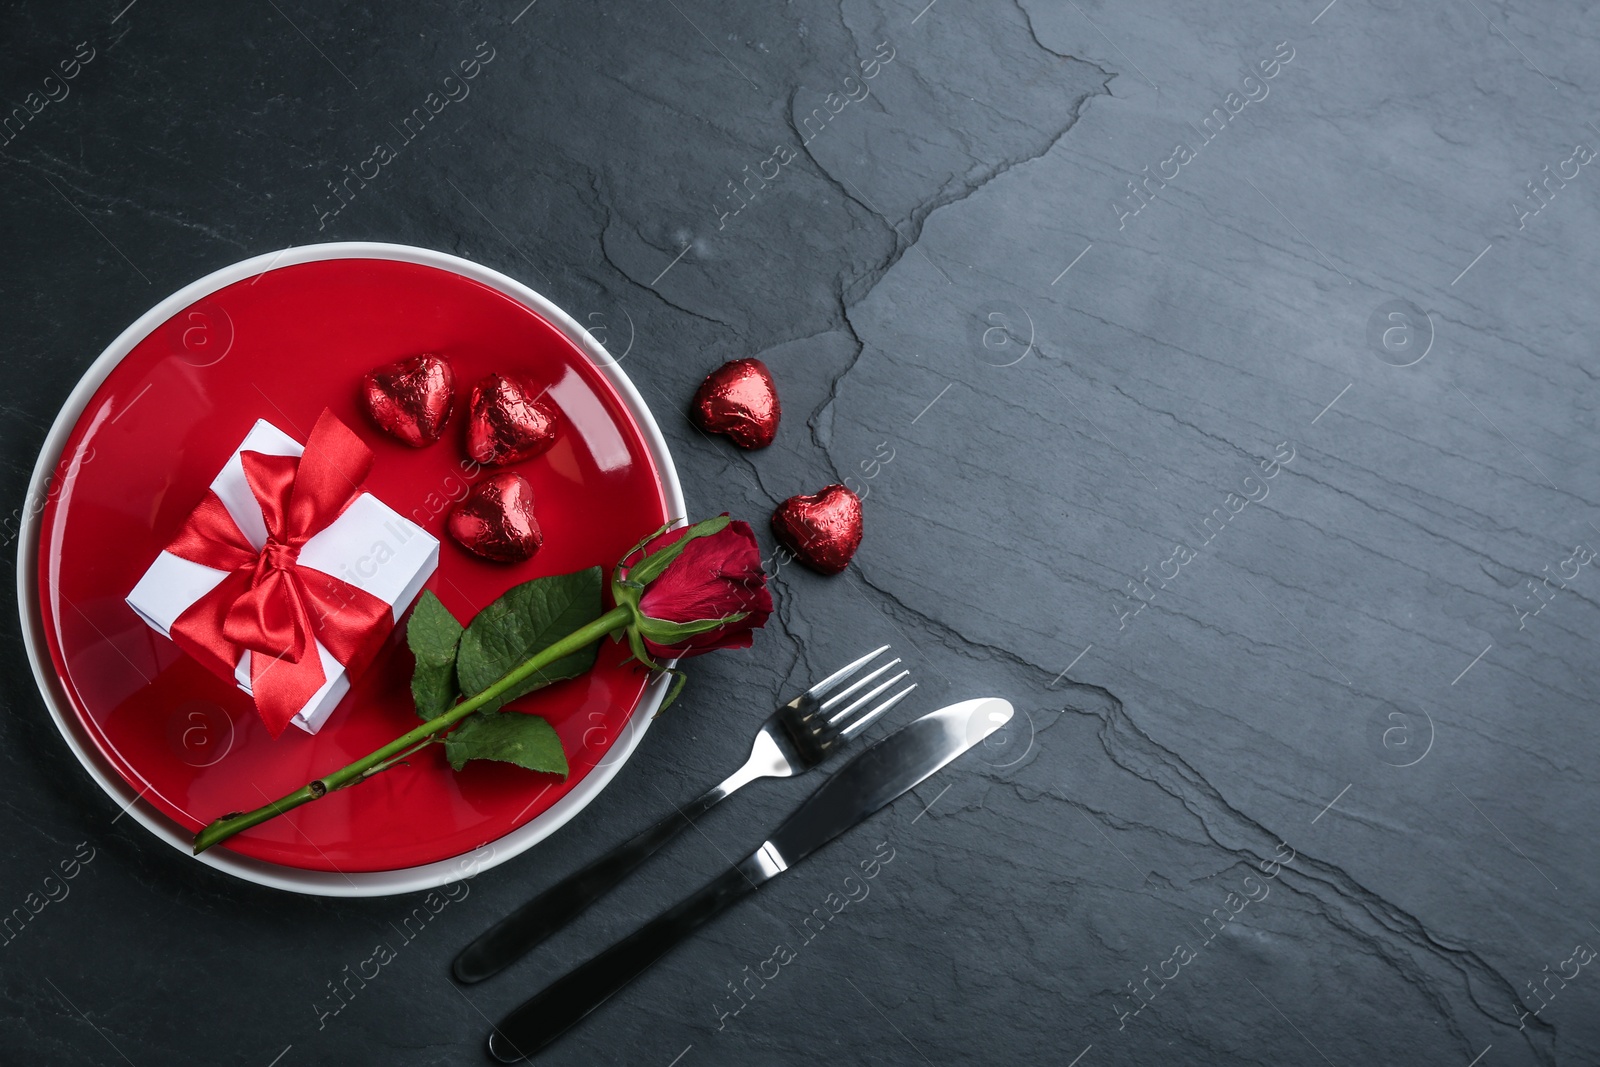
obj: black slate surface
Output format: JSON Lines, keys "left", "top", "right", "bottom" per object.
{"left": 3, "top": 1, "right": 1597, "bottom": 1064}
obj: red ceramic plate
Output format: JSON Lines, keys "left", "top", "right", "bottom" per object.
{"left": 18, "top": 244, "right": 683, "bottom": 896}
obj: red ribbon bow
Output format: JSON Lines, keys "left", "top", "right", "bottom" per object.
{"left": 165, "top": 410, "right": 393, "bottom": 737}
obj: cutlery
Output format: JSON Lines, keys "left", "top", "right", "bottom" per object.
{"left": 485, "top": 696, "right": 1014, "bottom": 1062}
{"left": 454, "top": 645, "right": 913, "bottom": 984}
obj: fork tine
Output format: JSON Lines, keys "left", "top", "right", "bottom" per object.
{"left": 820, "top": 657, "right": 904, "bottom": 716}
{"left": 806, "top": 644, "right": 891, "bottom": 701}
{"left": 839, "top": 679, "right": 916, "bottom": 739}
{"left": 826, "top": 669, "right": 911, "bottom": 729}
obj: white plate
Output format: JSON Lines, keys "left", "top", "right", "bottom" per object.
{"left": 16, "top": 242, "right": 684, "bottom": 897}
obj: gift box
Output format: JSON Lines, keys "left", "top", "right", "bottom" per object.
{"left": 127, "top": 411, "right": 438, "bottom": 736}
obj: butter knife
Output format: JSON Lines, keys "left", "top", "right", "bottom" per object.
{"left": 486, "top": 696, "right": 1014, "bottom": 1062}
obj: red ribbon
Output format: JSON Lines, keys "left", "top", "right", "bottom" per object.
{"left": 165, "top": 410, "right": 392, "bottom": 737}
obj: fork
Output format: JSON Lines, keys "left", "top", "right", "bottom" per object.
{"left": 452, "top": 645, "right": 914, "bottom": 984}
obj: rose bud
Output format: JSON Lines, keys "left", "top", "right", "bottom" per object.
{"left": 610, "top": 516, "right": 772, "bottom": 701}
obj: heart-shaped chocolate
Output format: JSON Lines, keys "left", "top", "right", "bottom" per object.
{"left": 771, "top": 484, "right": 862, "bottom": 575}
{"left": 691, "top": 358, "right": 781, "bottom": 449}
{"left": 447, "top": 471, "right": 542, "bottom": 563}
{"left": 360, "top": 353, "right": 454, "bottom": 447}
{"left": 466, "top": 373, "right": 559, "bottom": 466}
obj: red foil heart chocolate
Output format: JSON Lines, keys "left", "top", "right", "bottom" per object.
{"left": 771, "top": 484, "right": 862, "bottom": 575}
{"left": 466, "top": 373, "right": 560, "bottom": 466}
{"left": 360, "top": 353, "right": 454, "bottom": 447}
{"left": 691, "top": 358, "right": 781, "bottom": 449}
{"left": 447, "top": 472, "right": 542, "bottom": 563}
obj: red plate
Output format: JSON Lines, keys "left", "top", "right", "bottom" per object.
{"left": 20, "top": 245, "right": 682, "bottom": 893}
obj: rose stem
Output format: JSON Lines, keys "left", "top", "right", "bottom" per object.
{"left": 191, "top": 606, "right": 633, "bottom": 855}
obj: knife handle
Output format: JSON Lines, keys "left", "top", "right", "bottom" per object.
{"left": 454, "top": 783, "right": 730, "bottom": 984}
{"left": 487, "top": 850, "right": 773, "bottom": 1063}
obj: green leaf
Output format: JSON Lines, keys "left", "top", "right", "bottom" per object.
{"left": 456, "top": 567, "right": 604, "bottom": 712}
{"left": 445, "top": 712, "right": 568, "bottom": 776}
{"left": 407, "top": 591, "right": 464, "bottom": 720}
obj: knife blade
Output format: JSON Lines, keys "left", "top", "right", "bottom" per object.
{"left": 486, "top": 696, "right": 1013, "bottom": 1063}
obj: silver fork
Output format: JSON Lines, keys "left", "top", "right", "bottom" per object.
{"left": 453, "top": 646, "right": 914, "bottom": 984}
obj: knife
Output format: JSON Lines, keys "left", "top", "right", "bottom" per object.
{"left": 486, "top": 696, "right": 1014, "bottom": 1063}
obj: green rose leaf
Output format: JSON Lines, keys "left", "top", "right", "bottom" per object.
{"left": 444, "top": 712, "right": 569, "bottom": 776}
{"left": 407, "top": 591, "right": 464, "bottom": 721}
{"left": 456, "top": 567, "right": 604, "bottom": 712}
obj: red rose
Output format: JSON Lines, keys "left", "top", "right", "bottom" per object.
{"left": 635, "top": 520, "right": 772, "bottom": 657}
{"left": 612, "top": 516, "right": 772, "bottom": 662}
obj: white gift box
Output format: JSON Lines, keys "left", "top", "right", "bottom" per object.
{"left": 126, "top": 420, "right": 438, "bottom": 734}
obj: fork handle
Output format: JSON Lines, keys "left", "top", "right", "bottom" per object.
{"left": 488, "top": 852, "right": 772, "bottom": 1062}
{"left": 453, "top": 778, "right": 737, "bottom": 984}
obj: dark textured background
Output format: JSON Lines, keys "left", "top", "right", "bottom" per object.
{"left": 3, "top": 1, "right": 1597, "bottom": 1063}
